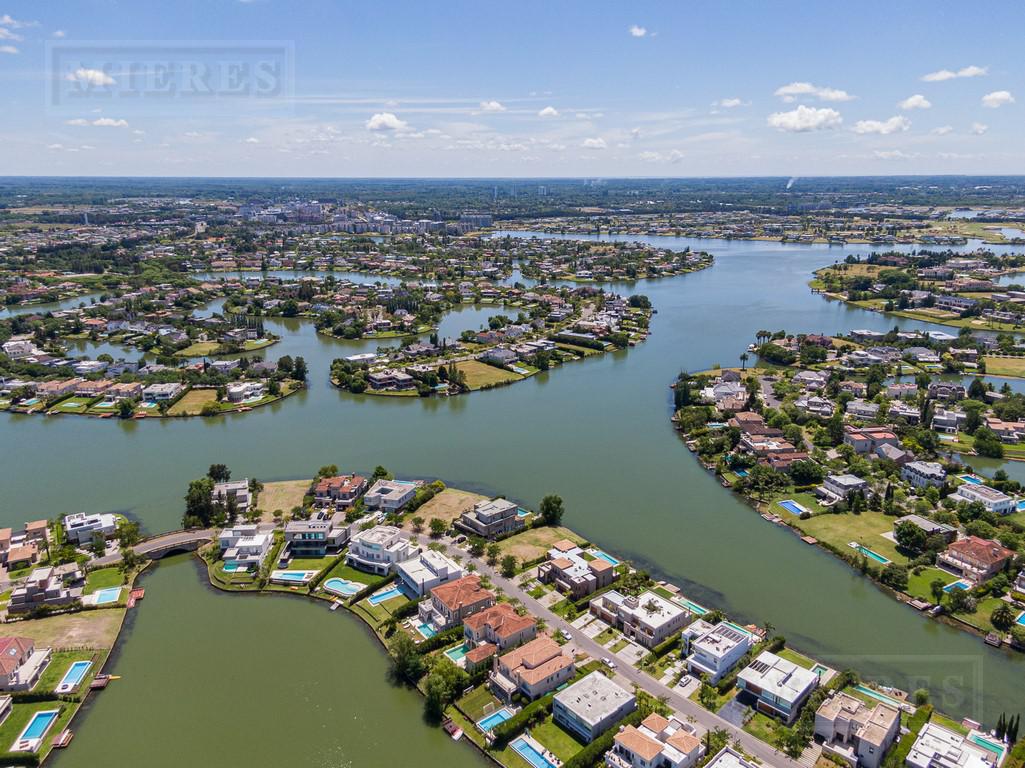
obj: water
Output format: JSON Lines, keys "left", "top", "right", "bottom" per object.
{"left": 7, "top": 233, "right": 1025, "bottom": 763}
{"left": 50, "top": 556, "right": 486, "bottom": 768}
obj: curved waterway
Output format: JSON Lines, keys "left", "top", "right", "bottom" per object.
{"left": 6, "top": 234, "right": 1025, "bottom": 764}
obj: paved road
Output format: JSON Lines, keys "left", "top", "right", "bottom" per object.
{"left": 93, "top": 528, "right": 215, "bottom": 567}
{"left": 437, "top": 539, "right": 799, "bottom": 768}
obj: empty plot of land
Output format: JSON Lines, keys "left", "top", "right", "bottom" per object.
{"left": 174, "top": 341, "right": 220, "bottom": 357}
{"left": 982, "top": 356, "right": 1025, "bottom": 377}
{"left": 404, "top": 488, "right": 486, "bottom": 529}
{"left": 10, "top": 609, "right": 126, "bottom": 650}
{"left": 455, "top": 360, "right": 523, "bottom": 389}
{"left": 499, "top": 526, "right": 586, "bottom": 562}
{"left": 259, "top": 478, "right": 311, "bottom": 517}
{"left": 167, "top": 389, "right": 217, "bottom": 416}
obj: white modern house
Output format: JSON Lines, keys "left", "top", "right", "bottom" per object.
{"left": 949, "top": 483, "right": 1016, "bottom": 516}
{"left": 814, "top": 692, "right": 900, "bottom": 768}
{"left": 686, "top": 623, "right": 752, "bottom": 684}
{"left": 589, "top": 590, "right": 690, "bottom": 649}
{"left": 395, "top": 549, "right": 465, "bottom": 596}
{"left": 901, "top": 462, "right": 947, "bottom": 489}
{"left": 62, "top": 512, "right": 117, "bottom": 546}
{"left": 363, "top": 480, "right": 418, "bottom": 512}
{"left": 553, "top": 672, "right": 636, "bottom": 743}
{"left": 212, "top": 479, "right": 252, "bottom": 512}
{"left": 346, "top": 525, "right": 419, "bottom": 575}
{"left": 218, "top": 524, "right": 273, "bottom": 569}
{"left": 736, "top": 650, "right": 819, "bottom": 724}
{"left": 905, "top": 723, "right": 997, "bottom": 768}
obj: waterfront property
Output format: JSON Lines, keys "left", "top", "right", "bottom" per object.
{"left": 363, "top": 479, "right": 419, "bottom": 512}
{"left": 62, "top": 512, "right": 117, "bottom": 546}
{"left": 949, "top": 484, "right": 1016, "bottom": 516}
{"left": 538, "top": 538, "right": 615, "bottom": 599}
{"left": 269, "top": 570, "right": 317, "bottom": 586}
{"left": 394, "top": 549, "right": 465, "bottom": 597}
{"left": 312, "top": 474, "right": 368, "bottom": 507}
{"left": 814, "top": 691, "right": 900, "bottom": 768}
{"left": 417, "top": 574, "right": 494, "bottom": 633}
{"left": 0, "top": 638, "right": 50, "bottom": 692}
{"left": 489, "top": 635, "right": 575, "bottom": 702}
{"left": 588, "top": 590, "right": 690, "bottom": 649}
{"left": 463, "top": 602, "right": 537, "bottom": 650}
{"left": 552, "top": 671, "right": 636, "bottom": 743}
{"left": 212, "top": 479, "right": 253, "bottom": 512}
{"left": 218, "top": 524, "right": 274, "bottom": 570}
{"left": 11, "top": 708, "right": 60, "bottom": 753}
{"left": 936, "top": 536, "right": 1014, "bottom": 583}
{"left": 7, "top": 567, "right": 81, "bottom": 614}
{"left": 606, "top": 712, "right": 705, "bottom": 768}
{"left": 346, "top": 525, "right": 419, "bottom": 576}
{"left": 906, "top": 722, "right": 998, "bottom": 768}
{"left": 284, "top": 509, "right": 364, "bottom": 558}
{"left": 736, "top": 650, "right": 819, "bottom": 724}
{"left": 455, "top": 497, "right": 525, "bottom": 539}
{"left": 685, "top": 622, "right": 752, "bottom": 684}
{"left": 55, "top": 659, "right": 93, "bottom": 694}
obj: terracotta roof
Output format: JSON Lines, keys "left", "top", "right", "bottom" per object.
{"left": 24, "top": 520, "right": 47, "bottom": 533}
{"left": 5, "top": 544, "right": 36, "bottom": 563}
{"left": 463, "top": 603, "right": 535, "bottom": 640}
{"left": 552, "top": 539, "right": 578, "bottom": 553}
{"left": 589, "top": 558, "right": 613, "bottom": 573}
{"left": 667, "top": 730, "right": 702, "bottom": 754}
{"left": 498, "top": 635, "right": 572, "bottom": 686}
{"left": 465, "top": 643, "right": 497, "bottom": 665}
{"left": 315, "top": 474, "right": 366, "bottom": 495}
{"left": 641, "top": 713, "right": 670, "bottom": 732}
{"left": 945, "top": 536, "right": 1013, "bottom": 567}
{"left": 615, "top": 726, "right": 664, "bottom": 762}
{"left": 430, "top": 575, "right": 494, "bottom": 613}
{"left": 0, "top": 638, "right": 33, "bottom": 676}
{"left": 550, "top": 557, "right": 574, "bottom": 570}
{"left": 517, "top": 653, "right": 574, "bottom": 685}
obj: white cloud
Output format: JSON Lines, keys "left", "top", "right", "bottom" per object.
{"left": 538, "top": 106, "right": 559, "bottom": 118}
{"left": 65, "top": 118, "right": 89, "bottom": 126}
{"left": 898, "top": 94, "right": 931, "bottom": 110}
{"left": 921, "top": 65, "right": 987, "bottom": 82}
{"left": 774, "top": 82, "right": 854, "bottom": 102}
{"left": 243, "top": 136, "right": 260, "bottom": 144}
{"left": 931, "top": 125, "right": 953, "bottom": 135}
{"left": 852, "top": 115, "right": 910, "bottom": 135}
{"left": 629, "top": 25, "right": 647, "bottom": 37}
{"left": 639, "top": 149, "right": 684, "bottom": 163}
{"left": 767, "top": 105, "right": 842, "bottom": 132}
{"left": 91, "top": 117, "right": 128, "bottom": 127}
{"left": 66, "top": 68, "right": 115, "bottom": 87}
{"left": 52, "top": 30, "right": 65, "bottom": 38}
{"left": 478, "top": 100, "right": 506, "bottom": 112}
{"left": 0, "top": 44, "right": 17, "bottom": 54}
{"left": 365, "top": 112, "right": 409, "bottom": 131}
{"left": 0, "top": 14, "right": 37, "bottom": 28}
{"left": 981, "top": 90, "right": 1014, "bottom": 108}
{"left": 46, "top": 143, "right": 64, "bottom": 150}
{"left": 971, "top": 122, "right": 988, "bottom": 135}
{"left": 715, "top": 98, "right": 745, "bottom": 108}
{"left": 581, "top": 137, "right": 607, "bottom": 150}
{"left": 874, "top": 149, "right": 915, "bottom": 160}
{"left": 0, "top": 27, "right": 21, "bottom": 41}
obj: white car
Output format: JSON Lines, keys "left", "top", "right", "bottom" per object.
{"left": 602, "top": 657, "right": 617, "bottom": 670}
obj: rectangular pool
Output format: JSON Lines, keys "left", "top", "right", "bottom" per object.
{"left": 854, "top": 684, "right": 903, "bottom": 710}
{"left": 943, "top": 580, "right": 970, "bottom": 593}
{"left": 444, "top": 643, "right": 469, "bottom": 662}
{"left": 851, "top": 544, "right": 890, "bottom": 565}
{"left": 93, "top": 587, "right": 122, "bottom": 605}
{"left": 588, "top": 549, "right": 620, "bottom": 566}
{"left": 56, "top": 660, "right": 92, "bottom": 693}
{"left": 511, "top": 736, "right": 558, "bottom": 768}
{"left": 13, "top": 709, "right": 59, "bottom": 752}
{"left": 959, "top": 474, "right": 983, "bottom": 485}
{"left": 368, "top": 586, "right": 403, "bottom": 605}
{"left": 476, "top": 708, "right": 512, "bottom": 732}
{"left": 778, "top": 499, "right": 807, "bottom": 515}
{"left": 416, "top": 623, "right": 437, "bottom": 639}
{"left": 270, "top": 570, "right": 316, "bottom": 585}
{"left": 1015, "top": 611, "right": 1025, "bottom": 627}
{"left": 677, "top": 597, "right": 708, "bottom": 615}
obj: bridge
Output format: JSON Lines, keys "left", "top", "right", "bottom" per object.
{"left": 94, "top": 528, "right": 216, "bottom": 567}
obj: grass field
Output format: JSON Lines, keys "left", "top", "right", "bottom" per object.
{"left": 259, "top": 478, "right": 310, "bottom": 517}
{"left": 36, "top": 650, "right": 97, "bottom": 693}
{"left": 792, "top": 510, "right": 905, "bottom": 563}
{"left": 84, "top": 567, "right": 123, "bottom": 595}
{"left": 981, "top": 356, "right": 1025, "bottom": 377}
{"left": 0, "top": 699, "right": 76, "bottom": 756}
{"left": 403, "top": 488, "right": 486, "bottom": 531}
{"left": 456, "top": 359, "right": 523, "bottom": 389}
{"left": 10, "top": 609, "right": 125, "bottom": 649}
{"left": 532, "top": 717, "right": 586, "bottom": 762}
{"left": 167, "top": 388, "right": 216, "bottom": 416}
{"left": 456, "top": 684, "right": 501, "bottom": 719}
{"left": 48, "top": 397, "right": 93, "bottom": 414}
{"left": 498, "top": 526, "right": 586, "bottom": 562}
{"left": 175, "top": 341, "right": 220, "bottom": 357}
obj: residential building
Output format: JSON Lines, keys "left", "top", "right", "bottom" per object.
{"left": 464, "top": 603, "right": 537, "bottom": 650}
{"left": 363, "top": 479, "right": 418, "bottom": 512}
{"left": 312, "top": 474, "right": 368, "bottom": 507}
{"left": 395, "top": 549, "right": 465, "bottom": 597}
{"left": 606, "top": 712, "right": 705, "bottom": 768}
{"left": 949, "top": 484, "right": 1015, "bottom": 516}
{"left": 226, "top": 381, "right": 265, "bottom": 402}
{"left": 905, "top": 722, "right": 996, "bottom": 768}
{"left": 553, "top": 672, "right": 636, "bottom": 743}
{"left": 736, "top": 650, "right": 819, "bottom": 724}
{"left": 931, "top": 408, "right": 966, "bottom": 434}
{"left": 938, "top": 536, "right": 1013, "bottom": 582}
{"left": 212, "top": 479, "right": 252, "bottom": 511}
{"left": 142, "top": 382, "right": 184, "bottom": 401}
{"left": 814, "top": 692, "right": 900, "bottom": 768}
{"left": 490, "top": 635, "right": 576, "bottom": 702}
{"left": 62, "top": 512, "right": 117, "bottom": 546}
{"left": 843, "top": 426, "right": 899, "bottom": 455}
{"left": 538, "top": 540, "right": 616, "bottom": 598}
{"left": 218, "top": 524, "right": 273, "bottom": 568}
{"left": 822, "top": 474, "right": 869, "bottom": 501}
{"left": 284, "top": 510, "right": 360, "bottom": 558}
{"left": 589, "top": 590, "right": 690, "bottom": 649}
{"left": 686, "top": 623, "right": 752, "bottom": 684}
{"left": 418, "top": 574, "right": 494, "bottom": 631}
{"left": 927, "top": 382, "right": 967, "bottom": 402}
{"left": 0, "top": 638, "right": 51, "bottom": 692}
{"left": 456, "top": 497, "right": 524, "bottom": 539}
{"left": 704, "top": 747, "right": 764, "bottom": 768}
{"left": 895, "top": 515, "right": 957, "bottom": 544}
{"left": 7, "top": 568, "right": 81, "bottom": 614}
{"left": 346, "top": 525, "right": 419, "bottom": 575}
{"left": 846, "top": 400, "right": 880, "bottom": 420}
{"left": 902, "top": 462, "right": 947, "bottom": 489}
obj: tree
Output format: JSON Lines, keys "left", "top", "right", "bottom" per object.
{"left": 486, "top": 543, "right": 500, "bottom": 565}
{"left": 372, "top": 465, "right": 391, "bottom": 481}
{"left": 292, "top": 356, "right": 308, "bottom": 380}
{"left": 387, "top": 632, "right": 425, "bottom": 683}
{"left": 117, "top": 399, "right": 135, "bottom": 419}
{"left": 894, "top": 520, "right": 927, "bottom": 553}
{"left": 116, "top": 519, "right": 141, "bottom": 549}
{"left": 183, "top": 476, "right": 215, "bottom": 527}
{"left": 788, "top": 460, "right": 824, "bottom": 486}
{"left": 539, "top": 494, "right": 564, "bottom": 527}
{"left": 90, "top": 532, "right": 107, "bottom": 558}
{"left": 698, "top": 681, "right": 718, "bottom": 710}
{"left": 930, "top": 579, "right": 946, "bottom": 605}
{"left": 208, "top": 464, "right": 231, "bottom": 482}
{"left": 991, "top": 603, "right": 1015, "bottom": 632}
{"left": 411, "top": 516, "right": 425, "bottom": 533}
{"left": 118, "top": 547, "right": 143, "bottom": 575}
{"left": 880, "top": 563, "right": 908, "bottom": 591}
{"left": 500, "top": 554, "right": 517, "bottom": 577}
{"left": 972, "top": 426, "right": 1005, "bottom": 459}
{"left": 468, "top": 537, "right": 486, "bottom": 557}
{"left": 739, "top": 352, "right": 749, "bottom": 371}
{"left": 277, "top": 355, "right": 294, "bottom": 373}
{"left": 947, "top": 587, "right": 976, "bottom": 614}
{"left": 429, "top": 518, "right": 447, "bottom": 538}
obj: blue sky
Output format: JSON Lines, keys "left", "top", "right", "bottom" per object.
{"left": 1, "top": 1, "right": 1023, "bottom": 176}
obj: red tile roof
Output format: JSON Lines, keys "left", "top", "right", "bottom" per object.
{"left": 430, "top": 575, "right": 494, "bottom": 613}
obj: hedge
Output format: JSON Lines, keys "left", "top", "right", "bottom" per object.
{"left": 415, "top": 626, "right": 465, "bottom": 655}
{"left": 491, "top": 696, "right": 552, "bottom": 749}
{"left": 350, "top": 573, "right": 398, "bottom": 604}
{"left": 563, "top": 709, "right": 645, "bottom": 768}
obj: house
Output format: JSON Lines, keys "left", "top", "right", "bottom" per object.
{"left": 23, "top": 520, "right": 48, "bottom": 543}
{"left": 906, "top": 722, "right": 997, "bottom": 768}
{"left": 107, "top": 381, "right": 144, "bottom": 401}
{"left": 142, "top": 382, "right": 184, "bottom": 401}
{"left": 363, "top": 479, "right": 418, "bottom": 512}
{"left": 876, "top": 444, "right": 911, "bottom": 465}
{"left": 346, "top": 525, "right": 419, "bottom": 575}
{"left": 284, "top": 510, "right": 359, "bottom": 557}
{"left": 886, "top": 383, "right": 918, "bottom": 400}
{"left": 7, "top": 568, "right": 81, "bottom": 615}
{"left": 589, "top": 590, "right": 690, "bottom": 649}
{"left": 815, "top": 692, "right": 900, "bottom": 768}
{"left": 795, "top": 396, "right": 835, "bottom": 418}
{"left": 417, "top": 574, "right": 494, "bottom": 632}
{"left": 62, "top": 512, "right": 118, "bottom": 546}
{"left": 218, "top": 524, "right": 273, "bottom": 568}
{"left": 605, "top": 712, "right": 705, "bottom": 768}
{"left": 0, "top": 638, "right": 51, "bottom": 691}
{"left": 703, "top": 747, "right": 762, "bottom": 768}
{"left": 927, "top": 382, "right": 967, "bottom": 402}
{"left": 686, "top": 622, "right": 752, "bottom": 684}
{"left": 212, "top": 479, "right": 252, "bottom": 511}
{"left": 464, "top": 603, "right": 537, "bottom": 650}
{"left": 736, "top": 650, "right": 819, "bottom": 724}
{"left": 5, "top": 544, "right": 38, "bottom": 571}
{"left": 226, "top": 381, "right": 265, "bottom": 402}
{"left": 901, "top": 462, "right": 946, "bottom": 489}
{"left": 895, "top": 515, "right": 957, "bottom": 544}
{"left": 937, "top": 536, "right": 1013, "bottom": 582}
{"left": 846, "top": 400, "right": 880, "bottom": 420}
{"left": 489, "top": 635, "right": 576, "bottom": 702}
{"left": 456, "top": 497, "right": 524, "bottom": 539}
{"left": 888, "top": 402, "right": 920, "bottom": 425}
{"left": 821, "top": 474, "right": 869, "bottom": 502}
{"left": 844, "top": 426, "right": 899, "bottom": 455}
{"left": 312, "top": 474, "right": 368, "bottom": 507}
{"left": 538, "top": 540, "right": 616, "bottom": 599}
{"left": 395, "top": 549, "right": 465, "bottom": 597}
{"left": 950, "top": 483, "right": 1015, "bottom": 516}
{"left": 931, "top": 408, "right": 966, "bottom": 434}
{"left": 553, "top": 672, "right": 636, "bottom": 743}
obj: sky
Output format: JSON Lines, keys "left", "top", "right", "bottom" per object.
{"left": 0, "top": 1, "right": 1023, "bottom": 177}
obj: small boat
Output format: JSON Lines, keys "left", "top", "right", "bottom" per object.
{"left": 53, "top": 730, "right": 74, "bottom": 748}
{"left": 442, "top": 719, "right": 463, "bottom": 741}
{"left": 90, "top": 675, "right": 110, "bottom": 690}
{"left": 984, "top": 633, "right": 1003, "bottom": 648}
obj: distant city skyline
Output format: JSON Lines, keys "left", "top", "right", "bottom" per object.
{"left": 0, "top": 1, "right": 1023, "bottom": 176}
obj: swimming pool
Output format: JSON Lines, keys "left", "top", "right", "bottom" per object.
{"left": 270, "top": 570, "right": 316, "bottom": 585}
{"left": 812, "top": 664, "right": 829, "bottom": 677}
{"left": 959, "top": 474, "right": 983, "bottom": 485}
{"left": 511, "top": 736, "right": 558, "bottom": 768}
{"left": 943, "top": 579, "right": 970, "bottom": 593}
{"left": 517, "top": 507, "right": 529, "bottom": 518}
{"left": 589, "top": 549, "right": 620, "bottom": 566}
{"left": 223, "top": 560, "right": 253, "bottom": 573}
{"left": 323, "top": 577, "right": 361, "bottom": 596}
{"left": 1017, "top": 500, "right": 1025, "bottom": 512}
{"left": 851, "top": 544, "right": 890, "bottom": 565}
{"left": 444, "top": 643, "right": 469, "bottom": 662}
{"left": 476, "top": 708, "right": 512, "bottom": 732}
{"left": 677, "top": 597, "right": 708, "bottom": 615}
{"left": 734, "top": 468, "right": 749, "bottom": 477}
{"left": 778, "top": 499, "right": 807, "bottom": 515}
{"left": 969, "top": 734, "right": 1006, "bottom": 758}
{"left": 93, "top": 587, "right": 122, "bottom": 605}
{"left": 56, "top": 660, "right": 92, "bottom": 693}
{"left": 416, "top": 622, "right": 437, "bottom": 639}
{"left": 854, "top": 684, "right": 903, "bottom": 710}
{"left": 13, "top": 709, "right": 59, "bottom": 751}
{"left": 368, "top": 586, "right": 403, "bottom": 605}
{"left": 1015, "top": 611, "right": 1025, "bottom": 627}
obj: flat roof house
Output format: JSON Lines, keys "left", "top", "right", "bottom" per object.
{"left": 0, "top": 637, "right": 51, "bottom": 692}
{"left": 937, "top": 536, "right": 1013, "bottom": 583}
{"left": 539, "top": 541, "right": 615, "bottom": 599}
{"left": 212, "top": 479, "right": 252, "bottom": 511}
{"left": 905, "top": 722, "right": 996, "bottom": 768}
{"left": 7, "top": 568, "right": 81, "bottom": 615}
{"left": 589, "top": 590, "right": 690, "bottom": 649}
{"left": 464, "top": 603, "right": 536, "bottom": 651}
{"left": 553, "top": 671, "right": 636, "bottom": 743}
{"left": 902, "top": 462, "right": 947, "bottom": 489}
{"left": 218, "top": 524, "right": 273, "bottom": 568}
{"left": 950, "top": 484, "right": 1015, "bottom": 516}
{"left": 686, "top": 623, "right": 752, "bottom": 684}
{"left": 456, "top": 497, "right": 524, "bottom": 540}
{"left": 142, "top": 382, "right": 184, "bottom": 401}
{"left": 284, "top": 509, "right": 356, "bottom": 558}
{"left": 736, "top": 650, "right": 819, "bottom": 724}
{"left": 346, "top": 525, "right": 419, "bottom": 576}
{"left": 606, "top": 712, "right": 705, "bottom": 768}
{"left": 822, "top": 474, "right": 869, "bottom": 501}
{"left": 395, "top": 549, "right": 465, "bottom": 597}
{"left": 62, "top": 512, "right": 117, "bottom": 546}
{"left": 895, "top": 515, "right": 957, "bottom": 544}
{"left": 418, "top": 574, "right": 495, "bottom": 632}
{"left": 704, "top": 747, "right": 763, "bottom": 768}
{"left": 489, "top": 635, "right": 575, "bottom": 702}
{"left": 363, "top": 479, "right": 418, "bottom": 512}
{"left": 814, "top": 691, "right": 900, "bottom": 768}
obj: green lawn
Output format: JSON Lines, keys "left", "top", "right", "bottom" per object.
{"left": 532, "top": 717, "right": 586, "bottom": 762}
{"left": 286, "top": 556, "right": 335, "bottom": 573}
{"left": 320, "top": 560, "right": 374, "bottom": 587}
{"left": 609, "top": 638, "right": 629, "bottom": 653}
{"left": 84, "top": 567, "right": 124, "bottom": 595}
{"left": 595, "top": 627, "right": 618, "bottom": 645}
{"left": 744, "top": 711, "right": 785, "bottom": 746}
{"left": 35, "top": 650, "right": 97, "bottom": 693}
{"left": 792, "top": 510, "right": 905, "bottom": 563}
{"left": 767, "top": 491, "right": 826, "bottom": 516}
{"left": 0, "top": 699, "right": 75, "bottom": 756}
{"left": 931, "top": 712, "right": 970, "bottom": 735}
{"left": 906, "top": 567, "right": 954, "bottom": 602}
{"left": 776, "top": 647, "right": 816, "bottom": 670}
{"left": 981, "top": 356, "right": 1025, "bottom": 377}
{"left": 48, "top": 397, "right": 93, "bottom": 414}
{"left": 456, "top": 684, "right": 501, "bottom": 719}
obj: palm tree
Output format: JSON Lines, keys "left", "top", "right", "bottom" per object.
{"left": 739, "top": 353, "right": 749, "bottom": 371}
